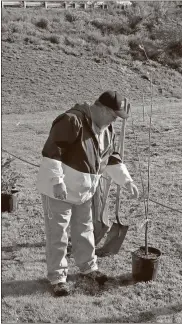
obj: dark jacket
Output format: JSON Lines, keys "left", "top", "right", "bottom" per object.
{"left": 37, "top": 103, "right": 132, "bottom": 204}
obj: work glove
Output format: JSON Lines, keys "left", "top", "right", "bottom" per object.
{"left": 53, "top": 182, "right": 67, "bottom": 200}
{"left": 125, "top": 181, "right": 139, "bottom": 199}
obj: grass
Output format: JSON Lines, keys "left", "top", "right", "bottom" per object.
{"left": 1, "top": 2, "right": 182, "bottom": 323}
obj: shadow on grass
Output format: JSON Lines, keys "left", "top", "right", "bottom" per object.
{"left": 97, "top": 303, "right": 182, "bottom": 323}
{"left": 68, "top": 272, "right": 136, "bottom": 287}
{"left": 2, "top": 279, "right": 51, "bottom": 297}
{"left": 1, "top": 242, "right": 46, "bottom": 252}
{"left": 2, "top": 241, "right": 72, "bottom": 255}
{"left": 2, "top": 276, "right": 105, "bottom": 298}
{"left": 137, "top": 303, "right": 182, "bottom": 322}
{"left": 68, "top": 272, "right": 137, "bottom": 297}
{"left": 112, "top": 273, "right": 136, "bottom": 286}
{"left": 2, "top": 273, "right": 136, "bottom": 298}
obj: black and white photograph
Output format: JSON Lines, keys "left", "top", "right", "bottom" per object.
{"left": 1, "top": 0, "right": 182, "bottom": 322}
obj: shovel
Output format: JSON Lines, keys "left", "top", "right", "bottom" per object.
{"left": 95, "top": 186, "right": 129, "bottom": 257}
{"left": 93, "top": 174, "right": 112, "bottom": 245}
{"left": 95, "top": 99, "right": 130, "bottom": 257}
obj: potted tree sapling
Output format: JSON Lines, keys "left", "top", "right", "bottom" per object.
{"left": 131, "top": 46, "right": 161, "bottom": 281}
{"left": 1, "top": 155, "right": 19, "bottom": 213}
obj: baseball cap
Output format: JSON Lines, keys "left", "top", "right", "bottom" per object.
{"left": 98, "top": 90, "right": 128, "bottom": 119}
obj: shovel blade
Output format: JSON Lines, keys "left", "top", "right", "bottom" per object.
{"left": 93, "top": 196, "right": 110, "bottom": 245}
{"left": 95, "top": 223, "right": 129, "bottom": 257}
{"left": 94, "top": 222, "right": 110, "bottom": 245}
{"left": 92, "top": 174, "right": 111, "bottom": 245}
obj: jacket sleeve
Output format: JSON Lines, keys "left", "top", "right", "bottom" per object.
{"left": 50, "top": 113, "right": 82, "bottom": 148}
{"left": 41, "top": 113, "right": 82, "bottom": 188}
{"left": 105, "top": 152, "right": 133, "bottom": 186}
{"left": 42, "top": 113, "right": 82, "bottom": 158}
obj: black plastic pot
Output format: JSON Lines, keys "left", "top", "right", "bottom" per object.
{"left": 1, "top": 187, "right": 19, "bottom": 213}
{"left": 132, "top": 246, "right": 161, "bottom": 282}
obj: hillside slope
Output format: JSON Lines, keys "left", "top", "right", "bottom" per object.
{"left": 2, "top": 3, "right": 182, "bottom": 114}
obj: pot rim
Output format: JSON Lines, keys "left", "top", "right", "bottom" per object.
{"left": 132, "top": 246, "right": 161, "bottom": 258}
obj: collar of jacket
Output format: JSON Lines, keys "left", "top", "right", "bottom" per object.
{"left": 68, "top": 104, "right": 115, "bottom": 160}
{"left": 67, "top": 103, "right": 114, "bottom": 140}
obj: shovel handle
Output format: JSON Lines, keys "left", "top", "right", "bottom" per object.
{"left": 117, "top": 100, "right": 130, "bottom": 158}
{"left": 115, "top": 185, "right": 123, "bottom": 225}
{"left": 115, "top": 99, "right": 130, "bottom": 225}
{"left": 100, "top": 99, "right": 129, "bottom": 224}
{"left": 100, "top": 177, "right": 112, "bottom": 223}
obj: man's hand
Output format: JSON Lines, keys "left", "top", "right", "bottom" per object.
{"left": 53, "top": 182, "right": 67, "bottom": 200}
{"left": 125, "top": 181, "right": 139, "bottom": 199}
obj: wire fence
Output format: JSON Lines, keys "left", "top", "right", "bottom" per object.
{"left": 2, "top": 138, "right": 182, "bottom": 215}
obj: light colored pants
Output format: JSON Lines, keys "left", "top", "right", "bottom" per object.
{"left": 41, "top": 195, "right": 98, "bottom": 285}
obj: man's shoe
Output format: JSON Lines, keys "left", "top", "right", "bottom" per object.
{"left": 52, "top": 283, "right": 70, "bottom": 297}
{"left": 82, "top": 270, "right": 108, "bottom": 285}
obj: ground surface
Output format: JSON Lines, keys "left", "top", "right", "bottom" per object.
{"left": 1, "top": 5, "right": 182, "bottom": 324}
